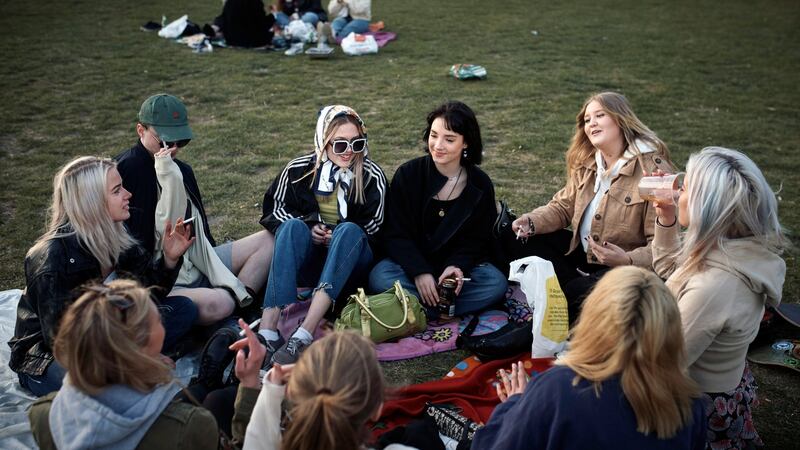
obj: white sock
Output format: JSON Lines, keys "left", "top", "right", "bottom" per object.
{"left": 292, "top": 327, "right": 314, "bottom": 344}
{"left": 258, "top": 328, "right": 280, "bottom": 342}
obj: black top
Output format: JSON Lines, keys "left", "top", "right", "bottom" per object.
{"left": 8, "top": 229, "right": 181, "bottom": 376}
{"left": 381, "top": 155, "right": 497, "bottom": 278}
{"left": 116, "top": 141, "right": 215, "bottom": 254}
{"left": 217, "top": 0, "right": 276, "bottom": 48}
{"left": 282, "top": 0, "right": 327, "bottom": 21}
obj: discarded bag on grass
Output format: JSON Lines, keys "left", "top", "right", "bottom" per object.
{"left": 449, "top": 64, "right": 487, "bottom": 80}
{"left": 341, "top": 32, "right": 379, "bottom": 55}
{"left": 508, "top": 256, "right": 568, "bottom": 358}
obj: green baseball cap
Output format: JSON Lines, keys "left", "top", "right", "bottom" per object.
{"left": 137, "top": 94, "right": 193, "bottom": 142}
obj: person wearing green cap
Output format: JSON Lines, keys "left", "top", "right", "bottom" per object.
{"left": 116, "top": 94, "right": 274, "bottom": 325}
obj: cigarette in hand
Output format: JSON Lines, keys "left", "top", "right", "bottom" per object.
{"left": 182, "top": 217, "right": 196, "bottom": 225}
{"left": 239, "top": 318, "right": 262, "bottom": 336}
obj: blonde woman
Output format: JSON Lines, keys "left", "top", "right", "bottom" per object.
{"left": 653, "top": 147, "right": 786, "bottom": 449}
{"left": 512, "top": 92, "right": 673, "bottom": 322}
{"left": 239, "top": 332, "right": 413, "bottom": 450}
{"left": 8, "top": 156, "right": 194, "bottom": 397}
{"left": 28, "top": 280, "right": 225, "bottom": 450}
{"left": 473, "top": 266, "right": 706, "bottom": 449}
{"left": 258, "top": 105, "right": 387, "bottom": 365}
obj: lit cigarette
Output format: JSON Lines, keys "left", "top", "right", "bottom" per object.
{"left": 457, "top": 277, "right": 472, "bottom": 281}
{"left": 182, "top": 216, "right": 196, "bottom": 225}
{"left": 516, "top": 228, "right": 523, "bottom": 240}
{"left": 239, "top": 318, "right": 261, "bottom": 336}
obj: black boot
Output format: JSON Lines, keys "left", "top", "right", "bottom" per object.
{"left": 192, "top": 325, "right": 240, "bottom": 391}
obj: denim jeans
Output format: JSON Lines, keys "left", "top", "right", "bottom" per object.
{"left": 331, "top": 17, "right": 370, "bottom": 38}
{"left": 158, "top": 295, "right": 199, "bottom": 353}
{"left": 274, "top": 11, "right": 320, "bottom": 28}
{"left": 368, "top": 258, "right": 508, "bottom": 317}
{"left": 263, "top": 219, "right": 372, "bottom": 309}
{"left": 18, "top": 360, "right": 66, "bottom": 397}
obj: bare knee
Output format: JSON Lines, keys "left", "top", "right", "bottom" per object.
{"left": 195, "top": 291, "right": 236, "bottom": 325}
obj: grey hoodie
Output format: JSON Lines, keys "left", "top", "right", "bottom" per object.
{"left": 49, "top": 376, "right": 181, "bottom": 450}
{"left": 653, "top": 223, "right": 786, "bottom": 392}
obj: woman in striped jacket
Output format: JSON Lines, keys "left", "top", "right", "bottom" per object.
{"left": 258, "top": 105, "right": 387, "bottom": 365}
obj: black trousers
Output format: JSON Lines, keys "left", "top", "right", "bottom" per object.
{"left": 504, "top": 228, "right": 610, "bottom": 324}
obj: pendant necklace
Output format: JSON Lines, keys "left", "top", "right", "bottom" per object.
{"left": 436, "top": 167, "right": 462, "bottom": 217}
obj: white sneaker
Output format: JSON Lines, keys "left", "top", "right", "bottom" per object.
{"left": 284, "top": 42, "right": 305, "bottom": 56}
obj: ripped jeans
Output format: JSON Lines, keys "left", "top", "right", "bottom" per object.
{"left": 263, "top": 219, "right": 372, "bottom": 309}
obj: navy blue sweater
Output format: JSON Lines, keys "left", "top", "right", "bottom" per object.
{"left": 472, "top": 365, "right": 707, "bottom": 450}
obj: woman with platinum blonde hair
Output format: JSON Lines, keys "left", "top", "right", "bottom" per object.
{"left": 473, "top": 266, "right": 706, "bottom": 449}
{"left": 511, "top": 92, "right": 673, "bottom": 323}
{"left": 653, "top": 147, "right": 787, "bottom": 449}
{"left": 8, "top": 156, "right": 195, "bottom": 396}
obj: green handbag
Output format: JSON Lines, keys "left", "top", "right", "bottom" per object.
{"left": 334, "top": 281, "right": 427, "bottom": 343}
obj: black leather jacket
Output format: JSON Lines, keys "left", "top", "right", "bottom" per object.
{"left": 8, "top": 229, "right": 181, "bottom": 376}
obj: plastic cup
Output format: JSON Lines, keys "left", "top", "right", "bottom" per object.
{"left": 637, "top": 173, "right": 684, "bottom": 204}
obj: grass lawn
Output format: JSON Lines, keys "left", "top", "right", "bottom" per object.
{"left": 1, "top": 0, "right": 798, "bottom": 445}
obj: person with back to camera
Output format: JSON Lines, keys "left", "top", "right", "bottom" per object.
{"left": 472, "top": 266, "right": 707, "bottom": 450}
{"left": 327, "top": 0, "right": 371, "bottom": 39}
{"left": 368, "top": 101, "right": 508, "bottom": 320}
{"left": 8, "top": 156, "right": 196, "bottom": 397}
{"left": 258, "top": 105, "right": 387, "bottom": 366}
{"left": 27, "top": 279, "right": 226, "bottom": 450}
{"left": 511, "top": 91, "right": 673, "bottom": 323}
{"left": 237, "top": 331, "right": 415, "bottom": 450}
{"left": 652, "top": 147, "right": 787, "bottom": 449}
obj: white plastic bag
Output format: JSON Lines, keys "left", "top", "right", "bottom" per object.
{"left": 285, "top": 19, "right": 317, "bottom": 43}
{"left": 158, "top": 14, "right": 189, "bottom": 39}
{"left": 508, "top": 256, "right": 569, "bottom": 358}
{"left": 341, "top": 32, "right": 378, "bottom": 56}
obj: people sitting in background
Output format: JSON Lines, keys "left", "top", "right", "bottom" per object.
{"left": 239, "top": 332, "right": 415, "bottom": 450}
{"left": 212, "top": 0, "right": 276, "bottom": 48}
{"left": 473, "top": 266, "right": 707, "bottom": 450}
{"left": 369, "top": 101, "right": 507, "bottom": 320}
{"left": 8, "top": 156, "right": 195, "bottom": 397}
{"left": 116, "top": 94, "right": 275, "bottom": 325}
{"left": 652, "top": 147, "right": 787, "bottom": 449}
{"left": 274, "top": 0, "right": 327, "bottom": 29}
{"left": 328, "top": 0, "right": 371, "bottom": 39}
{"left": 511, "top": 91, "right": 673, "bottom": 323}
{"left": 258, "top": 105, "right": 387, "bottom": 365}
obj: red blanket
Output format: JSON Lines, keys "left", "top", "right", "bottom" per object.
{"left": 371, "top": 354, "right": 554, "bottom": 439}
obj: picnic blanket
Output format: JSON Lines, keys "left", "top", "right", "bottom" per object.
{"left": 278, "top": 285, "right": 531, "bottom": 362}
{"left": 335, "top": 31, "right": 397, "bottom": 48}
{"left": 371, "top": 353, "right": 554, "bottom": 441}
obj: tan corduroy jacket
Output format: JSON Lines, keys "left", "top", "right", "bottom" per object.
{"left": 530, "top": 150, "right": 672, "bottom": 267}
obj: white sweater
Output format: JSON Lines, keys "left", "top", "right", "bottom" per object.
{"left": 328, "top": 0, "right": 371, "bottom": 21}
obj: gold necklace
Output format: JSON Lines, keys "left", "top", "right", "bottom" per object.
{"left": 436, "top": 167, "right": 462, "bottom": 217}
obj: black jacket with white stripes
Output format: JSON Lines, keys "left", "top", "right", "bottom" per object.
{"left": 259, "top": 154, "right": 387, "bottom": 242}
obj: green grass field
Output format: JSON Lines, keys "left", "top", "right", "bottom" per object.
{"left": 1, "top": 0, "right": 798, "bottom": 445}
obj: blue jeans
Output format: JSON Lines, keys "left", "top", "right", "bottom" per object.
{"left": 18, "top": 360, "right": 66, "bottom": 397}
{"left": 368, "top": 259, "right": 508, "bottom": 317}
{"left": 159, "top": 295, "right": 199, "bottom": 353}
{"left": 263, "top": 219, "right": 372, "bottom": 309}
{"left": 274, "top": 11, "right": 320, "bottom": 28}
{"left": 331, "top": 17, "right": 370, "bottom": 38}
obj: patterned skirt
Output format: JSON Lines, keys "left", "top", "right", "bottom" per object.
{"left": 703, "top": 364, "right": 763, "bottom": 450}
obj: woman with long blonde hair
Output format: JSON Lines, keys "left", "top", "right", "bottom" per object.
{"left": 473, "top": 266, "right": 706, "bottom": 449}
{"left": 8, "top": 156, "right": 194, "bottom": 396}
{"left": 258, "top": 105, "right": 387, "bottom": 366}
{"left": 653, "top": 147, "right": 786, "bottom": 448}
{"left": 511, "top": 92, "right": 673, "bottom": 323}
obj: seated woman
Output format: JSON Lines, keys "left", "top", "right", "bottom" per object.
{"left": 258, "top": 105, "right": 387, "bottom": 365}
{"left": 511, "top": 91, "right": 672, "bottom": 321}
{"left": 212, "top": 0, "right": 276, "bottom": 48}
{"left": 28, "top": 280, "right": 223, "bottom": 450}
{"left": 369, "top": 101, "right": 507, "bottom": 319}
{"left": 328, "top": 0, "right": 371, "bottom": 39}
{"left": 239, "top": 332, "right": 405, "bottom": 450}
{"left": 473, "top": 266, "right": 707, "bottom": 449}
{"left": 274, "top": 0, "right": 327, "bottom": 28}
{"left": 8, "top": 156, "right": 195, "bottom": 397}
{"left": 653, "top": 147, "right": 786, "bottom": 449}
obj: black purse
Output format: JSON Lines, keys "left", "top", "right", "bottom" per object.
{"left": 456, "top": 314, "right": 532, "bottom": 361}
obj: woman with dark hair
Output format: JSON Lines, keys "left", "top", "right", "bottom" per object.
{"left": 369, "top": 101, "right": 507, "bottom": 319}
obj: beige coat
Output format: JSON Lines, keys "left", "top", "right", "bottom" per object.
{"left": 328, "top": 0, "right": 371, "bottom": 21}
{"left": 653, "top": 222, "right": 785, "bottom": 393}
{"left": 530, "top": 151, "right": 672, "bottom": 267}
